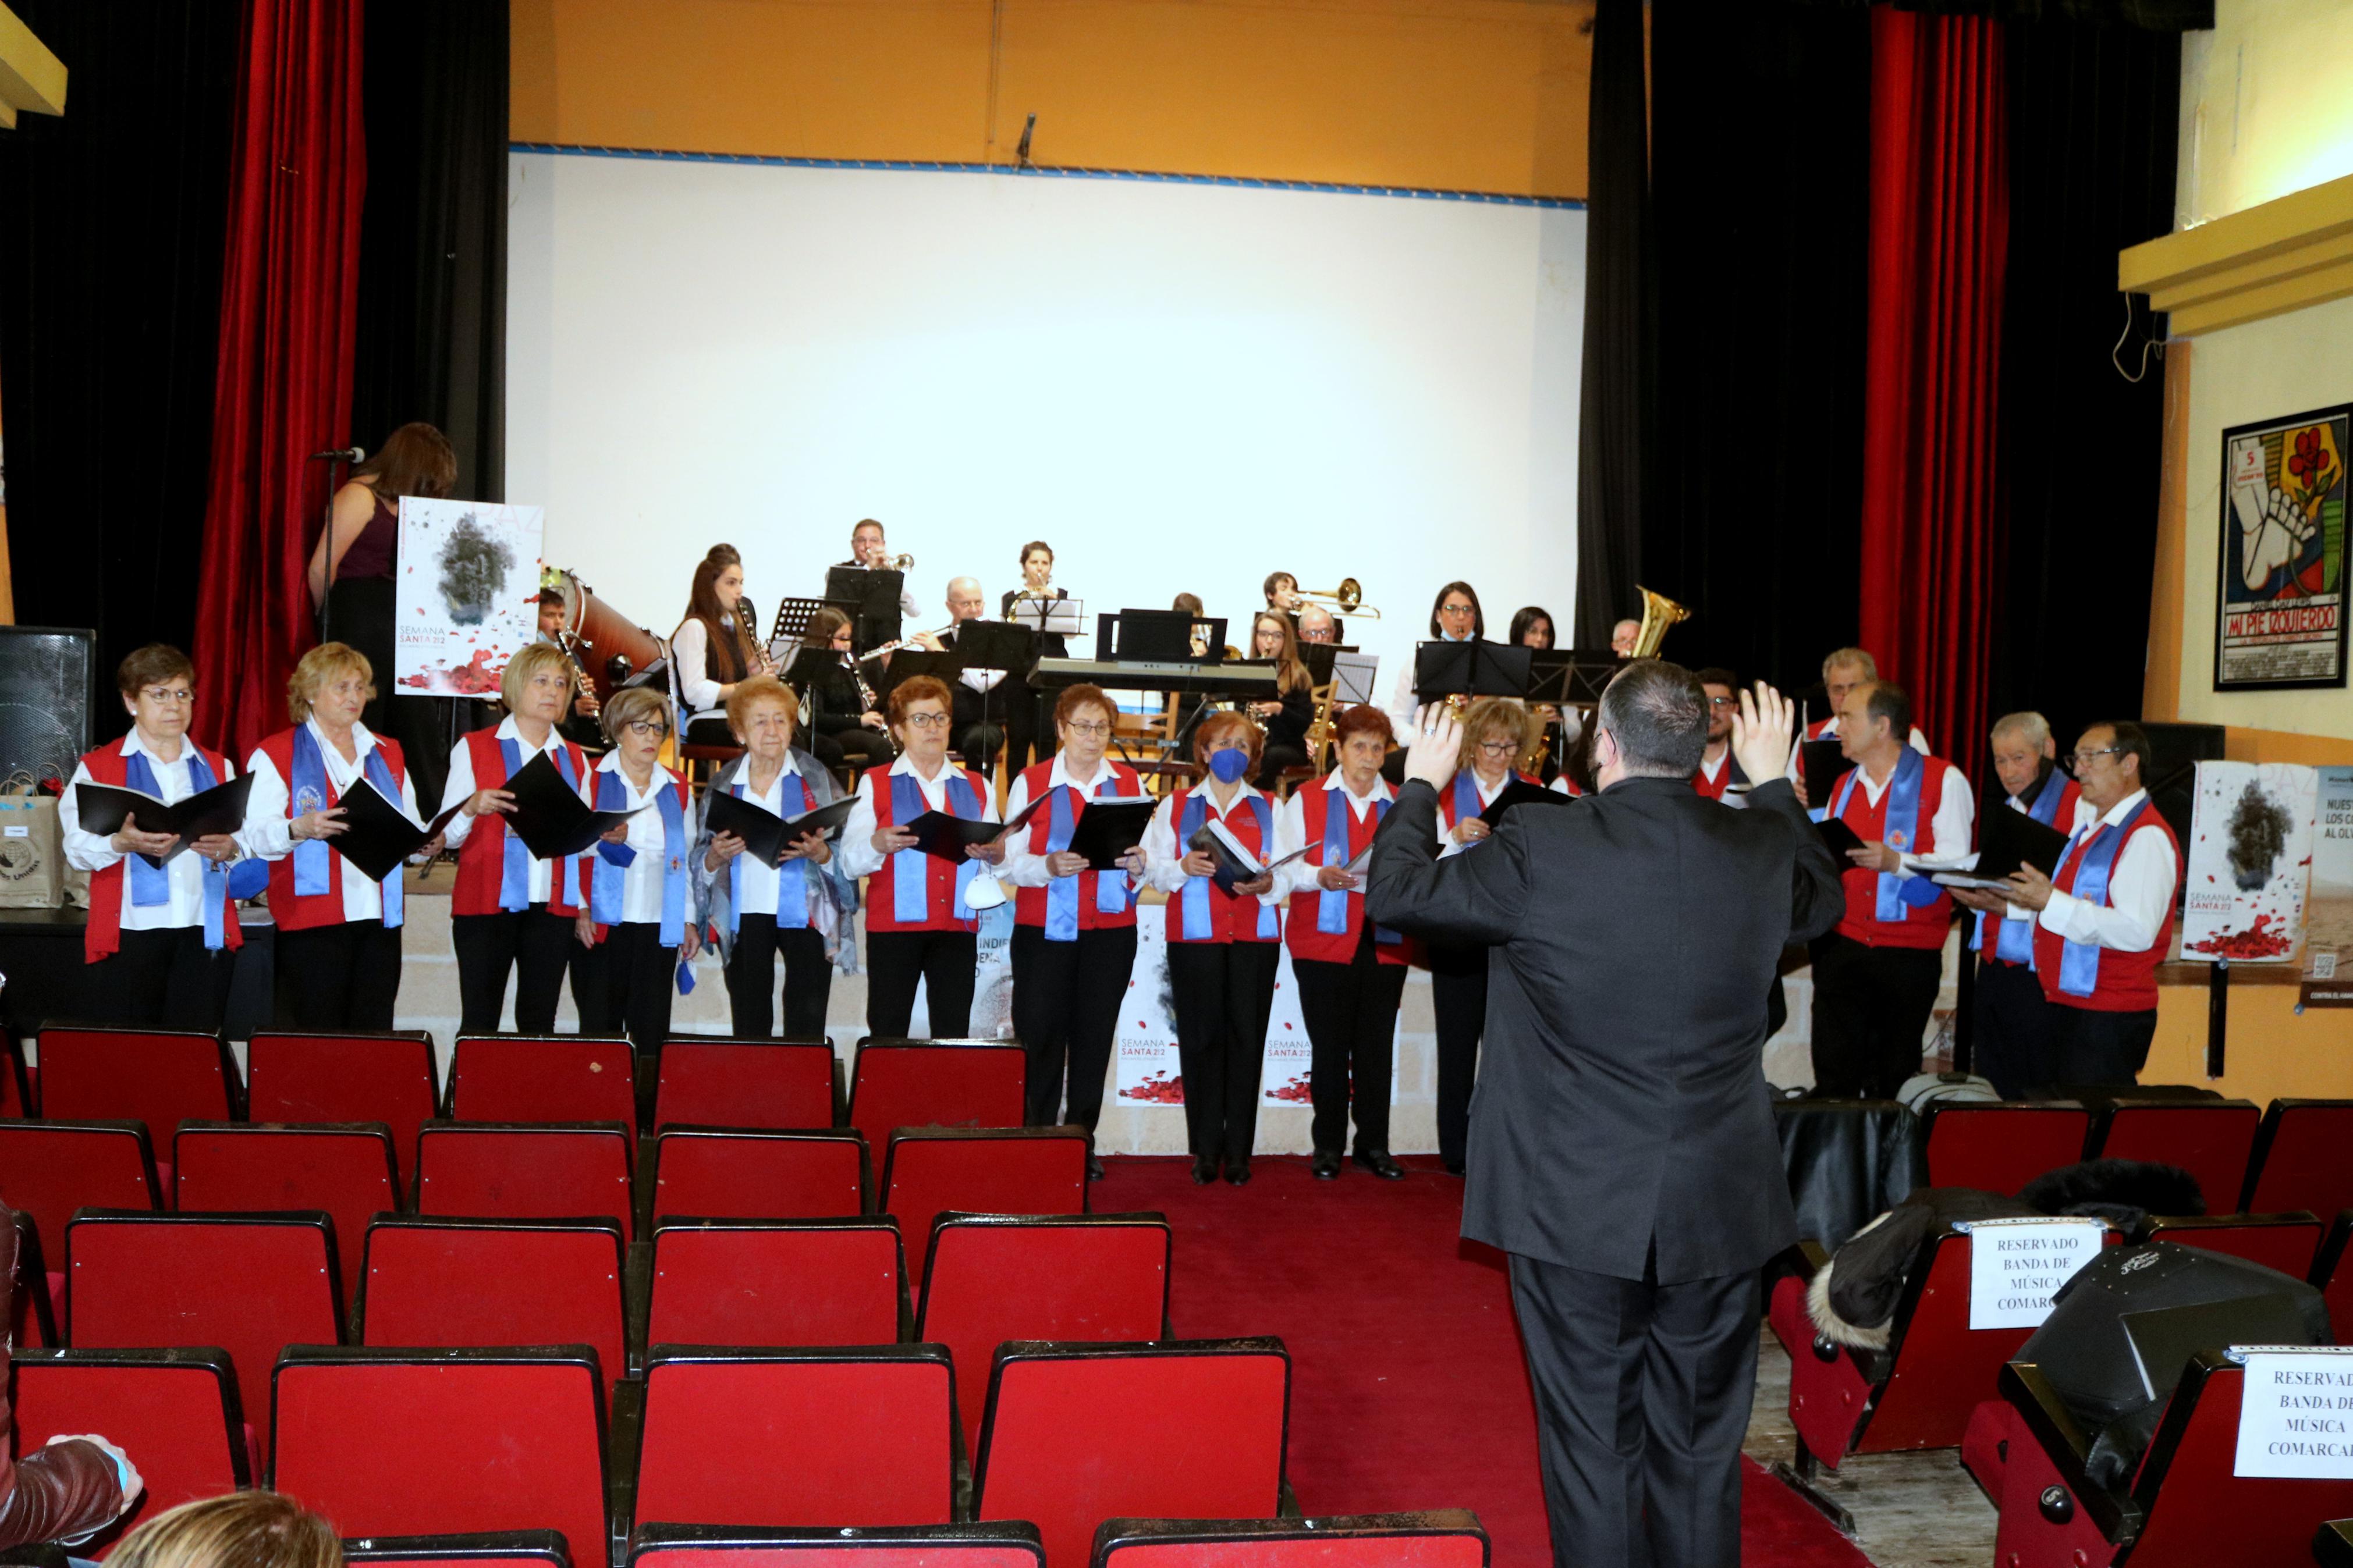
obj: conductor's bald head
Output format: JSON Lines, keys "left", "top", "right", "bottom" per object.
{"left": 1594, "top": 660, "right": 1709, "bottom": 784}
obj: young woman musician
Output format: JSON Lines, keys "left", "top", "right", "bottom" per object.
{"left": 1246, "top": 610, "right": 1315, "bottom": 788}
{"left": 1507, "top": 606, "right": 1555, "bottom": 649}
{"left": 836, "top": 674, "right": 1003, "bottom": 1039}
{"left": 438, "top": 642, "right": 595, "bottom": 1035}
{"left": 1140, "top": 711, "right": 1284, "bottom": 1185}
{"left": 795, "top": 609, "right": 896, "bottom": 775}
{"left": 243, "top": 643, "right": 435, "bottom": 1031}
{"left": 1001, "top": 684, "right": 1147, "bottom": 1154}
{"left": 1000, "top": 541, "right": 1068, "bottom": 774}
{"left": 673, "top": 543, "right": 772, "bottom": 746}
{"left": 1388, "top": 581, "right": 1485, "bottom": 738}
{"left": 1273, "top": 703, "right": 1414, "bottom": 1181}
{"left": 697, "top": 675, "right": 853, "bottom": 1039}
{"left": 61, "top": 645, "right": 250, "bottom": 1028}
{"left": 1507, "top": 605, "right": 1566, "bottom": 782}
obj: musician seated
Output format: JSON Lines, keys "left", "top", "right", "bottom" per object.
{"left": 794, "top": 608, "right": 896, "bottom": 777}
{"left": 1264, "top": 571, "right": 1301, "bottom": 614}
{"left": 1510, "top": 605, "right": 1566, "bottom": 783}
{"left": 1246, "top": 610, "right": 1315, "bottom": 788}
{"left": 1610, "top": 618, "right": 1641, "bottom": 657}
{"left": 841, "top": 517, "right": 920, "bottom": 620}
{"left": 920, "top": 577, "right": 1007, "bottom": 774}
{"left": 535, "top": 589, "right": 606, "bottom": 751}
{"left": 672, "top": 544, "right": 767, "bottom": 748}
{"left": 1296, "top": 604, "right": 1338, "bottom": 645}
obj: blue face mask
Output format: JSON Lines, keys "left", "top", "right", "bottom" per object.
{"left": 1208, "top": 746, "right": 1250, "bottom": 784}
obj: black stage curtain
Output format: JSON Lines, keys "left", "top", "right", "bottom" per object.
{"left": 0, "top": 3, "right": 239, "bottom": 724}
{"left": 1571, "top": 0, "right": 1654, "bottom": 649}
{"left": 1646, "top": 2, "right": 1873, "bottom": 699}
{"left": 352, "top": 0, "right": 508, "bottom": 503}
{"left": 1988, "top": 20, "right": 2179, "bottom": 744}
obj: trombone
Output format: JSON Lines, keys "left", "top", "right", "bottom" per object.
{"left": 1296, "top": 578, "right": 1381, "bottom": 619}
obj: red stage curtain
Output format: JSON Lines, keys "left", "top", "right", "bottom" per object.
{"left": 1858, "top": 7, "right": 2007, "bottom": 767}
{"left": 193, "top": 0, "right": 365, "bottom": 761}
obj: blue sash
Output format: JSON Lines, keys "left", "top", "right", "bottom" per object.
{"left": 290, "top": 725, "right": 408, "bottom": 928}
{"left": 592, "top": 770, "right": 687, "bottom": 946}
{"left": 498, "top": 738, "right": 581, "bottom": 912}
{"left": 1043, "top": 776, "right": 1135, "bottom": 942}
{"left": 1452, "top": 771, "right": 1488, "bottom": 844}
{"left": 123, "top": 747, "right": 230, "bottom": 950}
{"left": 1830, "top": 748, "right": 1929, "bottom": 922}
{"left": 2052, "top": 798, "right": 2149, "bottom": 998}
{"left": 1316, "top": 785, "right": 1399, "bottom": 944}
{"left": 1971, "top": 771, "right": 2067, "bottom": 965}
{"left": 1177, "top": 790, "right": 1279, "bottom": 941}
{"left": 890, "top": 769, "right": 983, "bottom": 923}
{"left": 727, "top": 771, "right": 811, "bottom": 933}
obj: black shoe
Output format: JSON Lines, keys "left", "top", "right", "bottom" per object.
{"left": 1353, "top": 1149, "right": 1406, "bottom": 1181}
{"left": 1190, "top": 1157, "right": 1217, "bottom": 1185}
{"left": 1310, "top": 1151, "right": 1341, "bottom": 1180}
{"left": 1223, "top": 1157, "right": 1252, "bottom": 1186}
{"left": 1087, "top": 1155, "right": 1106, "bottom": 1182}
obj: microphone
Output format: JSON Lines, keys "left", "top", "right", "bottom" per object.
{"left": 310, "top": 446, "right": 365, "bottom": 463}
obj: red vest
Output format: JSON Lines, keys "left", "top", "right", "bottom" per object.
{"left": 77, "top": 739, "right": 245, "bottom": 964}
{"left": 2032, "top": 806, "right": 2179, "bottom": 1014}
{"left": 1692, "top": 752, "right": 1740, "bottom": 802}
{"left": 449, "top": 727, "right": 591, "bottom": 918}
{"left": 1162, "top": 785, "right": 1283, "bottom": 945}
{"left": 1831, "top": 755, "right": 1957, "bottom": 950}
{"left": 256, "top": 728, "right": 409, "bottom": 933}
{"left": 1011, "top": 759, "right": 1142, "bottom": 933}
{"left": 1437, "top": 770, "right": 1540, "bottom": 831}
{"left": 1285, "top": 780, "right": 1414, "bottom": 967}
{"left": 863, "top": 762, "right": 992, "bottom": 934}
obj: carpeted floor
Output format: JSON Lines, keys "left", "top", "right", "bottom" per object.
{"left": 1097, "top": 1152, "right": 1872, "bottom": 1567}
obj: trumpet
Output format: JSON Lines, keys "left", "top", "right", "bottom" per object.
{"left": 863, "top": 550, "right": 914, "bottom": 574}
{"left": 1297, "top": 577, "right": 1381, "bottom": 619}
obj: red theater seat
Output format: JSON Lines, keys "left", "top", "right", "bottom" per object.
{"left": 1921, "top": 1103, "right": 2089, "bottom": 1193}
{"left": 883, "top": 1129, "right": 1089, "bottom": 1288}
{"left": 272, "top": 1346, "right": 609, "bottom": 1568}
{"left": 2242, "top": 1100, "right": 2353, "bottom": 1218}
{"left": 9, "top": 1208, "right": 56, "bottom": 1347}
{"left": 10, "top": 1346, "right": 248, "bottom": 1555}
{"left": 631, "top": 1346, "right": 957, "bottom": 1533}
{"left": 361, "top": 1215, "right": 629, "bottom": 1393}
{"left": 246, "top": 1032, "right": 441, "bottom": 1187}
{"left": 626, "top": 1523, "right": 1043, "bottom": 1568}
{"left": 648, "top": 1218, "right": 906, "bottom": 1349}
{"left": 2146, "top": 1212, "right": 2326, "bottom": 1278}
{"left": 66, "top": 1210, "right": 342, "bottom": 1450}
{"left": 975, "top": 1339, "right": 1290, "bottom": 1568}
{"left": 175, "top": 1121, "right": 399, "bottom": 1293}
{"left": 651, "top": 1128, "right": 868, "bottom": 1222}
{"left": 343, "top": 1531, "right": 573, "bottom": 1568}
{"left": 414, "top": 1122, "right": 634, "bottom": 1239}
{"left": 36, "top": 1027, "right": 239, "bottom": 1137}
{"left": 1088, "top": 1512, "right": 1490, "bottom": 1567}
{"left": 452, "top": 1036, "right": 637, "bottom": 1129}
{"left": 918, "top": 1213, "right": 1172, "bottom": 1455}
{"left": 847, "top": 1041, "right": 1025, "bottom": 1149}
{"left": 2086, "top": 1099, "right": 2260, "bottom": 1215}
{"left": 655, "top": 1039, "right": 836, "bottom": 1132}
{"left": 0, "top": 1119, "right": 158, "bottom": 1257}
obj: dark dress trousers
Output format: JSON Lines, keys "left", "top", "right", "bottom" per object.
{"left": 1368, "top": 772, "right": 1843, "bottom": 1568}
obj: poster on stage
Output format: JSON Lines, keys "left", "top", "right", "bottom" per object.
{"left": 394, "top": 497, "right": 545, "bottom": 696}
{"left": 2181, "top": 761, "right": 2318, "bottom": 964}
{"left": 1258, "top": 947, "right": 1401, "bottom": 1108}
{"left": 2216, "top": 406, "right": 2348, "bottom": 691}
{"left": 1113, "top": 920, "right": 1184, "bottom": 1106}
{"left": 2299, "top": 766, "right": 2353, "bottom": 1007}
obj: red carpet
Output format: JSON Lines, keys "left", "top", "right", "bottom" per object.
{"left": 1096, "top": 1153, "right": 1871, "bottom": 1567}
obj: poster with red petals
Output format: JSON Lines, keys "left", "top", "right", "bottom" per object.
{"left": 2181, "top": 761, "right": 2317, "bottom": 964}
{"left": 394, "top": 498, "right": 544, "bottom": 696}
{"left": 1113, "top": 920, "right": 1184, "bottom": 1105}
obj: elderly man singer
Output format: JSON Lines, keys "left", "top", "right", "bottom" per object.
{"left": 1368, "top": 662, "right": 1843, "bottom": 1568}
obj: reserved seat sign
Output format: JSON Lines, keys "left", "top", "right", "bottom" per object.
{"left": 1960, "top": 1217, "right": 2104, "bottom": 1330}
{"left": 2232, "top": 1347, "right": 2353, "bottom": 1479}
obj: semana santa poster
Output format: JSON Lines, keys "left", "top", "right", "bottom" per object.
{"left": 2298, "top": 766, "right": 2353, "bottom": 1007}
{"left": 2181, "top": 760, "right": 2318, "bottom": 963}
{"left": 1113, "top": 920, "right": 1185, "bottom": 1106}
{"left": 394, "top": 497, "right": 544, "bottom": 696}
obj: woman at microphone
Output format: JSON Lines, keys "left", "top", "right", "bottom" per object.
{"left": 835, "top": 674, "right": 1003, "bottom": 1039}
{"left": 697, "top": 675, "right": 852, "bottom": 1039}
{"left": 1140, "top": 710, "right": 1283, "bottom": 1185}
{"left": 672, "top": 544, "right": 771, "bottom": 747}
{"left": 1246, "top": 610, "right": 1315, "bottom": 788}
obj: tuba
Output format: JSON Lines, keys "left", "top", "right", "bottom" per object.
{"left": 1630, "top": 586, "right": 1689, "bottom": 659}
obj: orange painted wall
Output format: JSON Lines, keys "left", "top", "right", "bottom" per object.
{"left": 509, "top": 0, "right": 1593, "bottom": 199}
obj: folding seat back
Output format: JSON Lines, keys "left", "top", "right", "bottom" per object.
{"left": 918, "top": 1214, "right": 1172, "bottom": 1454}
{"left": 9, "top": 1208, "right": 57, "bottom": 1347}
{"left": 651, "top": 1128, "right": 867, "bottom": 1222}
{"left": 0, "top": 1119, "right": 157, "bottom": 1257}
{"left": 655, "top": 1039, "right": 836, "bottom": 1132}
{"left": 273, "top": 1346, "right": 609, "bottom": 1568}
{"left": 361, "top": 1216, "right": 629, "bottom": 1396}
{"left": 1089, "top": 1512, "right": 1490, "bottom": 1567}
{"left": 975, "top": 1339, "right": 1290, "bottom": 1568}
{"left": 883, "top": 1129, "right": 1089, "bottom": 1287}
{"left": 2316, "top": 1211, "right": 2353, "bottom": 1338}
{"left": 634, "top": 1347, "right": 957, "bottom": 1532}
{"left": 10, "top": 1346, "right": 248, "bottom": 1553}
{"left": 627, "top": 1523, "right": 1043, "bottom": 1568}
{"left": 1921, "top": 1103, "right": 2088, "bottom": 1194}
{"left": 246, "top": 1032, "right": 441, "bottom": 1186}
{"left": 452, "top": 1036, "right": 637, "bottom": 1129}
{"left": 2146, "top": 1213, "right": 2326, "bottom": 1278}
{"left": 2086, "top": 1099, "right": 2260, "bottom": 1216}
{"left": 414, "top": 1122, "right": 635, "bottom": 1239}
{"left": 66, "top": 1210, "right": 341, "bottom": 1450}
{"left": 343, "top": 1532, "right": 573, "bottom": 1568}
{"left": 36, "top": 1027, "right": 239, "bottom": 1140}
{"left": 175, "top": 1121, "right": 399, "bottom": 1291}
{"left": 648, "top": 1218, "right": 906, "bottom": 1349}
{"left": 847, "top": 1041, "right": 1025, "bottom": 1149}
{"left": 2243, "top": 1100, "right": 2353, "bottom": 1218}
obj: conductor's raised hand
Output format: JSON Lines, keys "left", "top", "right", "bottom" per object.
{"left": 1731, "top": 681, "right": 1798, "bottom": 789}
{"left": 1403, "top": 703, "right": 1464, "bottom": 791}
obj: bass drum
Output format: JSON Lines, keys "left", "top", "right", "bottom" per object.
{"left": 546, "top": 568, "right": 665, "bottom": 700}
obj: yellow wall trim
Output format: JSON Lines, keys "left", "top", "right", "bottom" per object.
{"left": 0, "top": 1, "right": 67, "bottom": 131}
{"left": 2121, "top": 170, "right": 2353, "bottom": 336}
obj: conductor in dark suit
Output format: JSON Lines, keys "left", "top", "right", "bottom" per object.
{"left": 1368, "top": 662, "right": 1843, "bottom": 1568}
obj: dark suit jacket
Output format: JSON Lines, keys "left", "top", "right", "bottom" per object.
{"left": 1367, "top": 773, "right": 1843, "bottom": 1283}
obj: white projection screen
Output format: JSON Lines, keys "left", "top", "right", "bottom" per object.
{"left": 507, "top": 150, "right": 1586, "bottom": 697}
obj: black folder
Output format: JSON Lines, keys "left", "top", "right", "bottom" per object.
{"left": 902, "top": 810, "right": 1011, "bottom": 863}
{"left": 498, "top": 749, "right": 647, "bottom": 861}
{"left": 1815, "top": 815, "right": 1866, "bottom": 858}
{"left": 706, "top": 790, "right": 857, "bottom": 869}
{"left": 1932, "top": 799, "right": 2071, "bottom": 889}
{"left": 1478, "top": 778, "right": 1573, "bottom": 828}
{"left": 1190, "top": 817, "right": 1309, "bottom": 895}
{"left": 1064, "top": 798, "right": 1158, "bottom": 870}
{"left": 1800, "top": 738, "right": 1854, "bottom": 803}
{"left": 74, "top": 773, "right": 255, "bottom": 867}
{"left": 332, "top": 778, "right": 464, "bottom": 884}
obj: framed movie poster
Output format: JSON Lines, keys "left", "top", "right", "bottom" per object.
{"left": 2216, "top": 405, "right": 2348, "bottom": 691}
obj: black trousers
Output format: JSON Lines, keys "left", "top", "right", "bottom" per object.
{"left": 724, "top": 914, "right": 832, "bottom": 1039}
{"left": 684, "top": 714, "right": 736, "bottom": 748}
{"left": 89, "top": 926, "right": 234, "bottom": 1032}
{"left": 1252, "top": 743, "right": 1308, "bottom": 792}
{"left": 452, "top": 905, "right": 576, "bottom": 1036}
{"left": 1509, "top": 1250, "right": 1759, "bottom": 1568}
{"left": 1293, "top": 927, "right": 1407, "bottom": 1155}
{"left": 1428, "top": 940, "right": 1488, "bottom": 1169}
{"left": 1166, "top": 940, "right": 1279, "bottom": 1165}
{"left": 1012, "top": 923, "right": 1137, "bottom": 1132}
{"left": 953, "top": 721, "right": 1003, "bottom": 777}
{"left": 812, "top": 725, "right": 894, "bottom": 776}
{"left": 1807, "top": 933, "right": 1942, "bottom": 1099}
{"left": 1972, "top": 956, "right": 2059, "bottom": 1099}
{"left": 273, "top": 919, "right": 403, "bottom": 1032}
{"left": 2049, "top": 1005, "right": 2156, "bottom": 1088}
{"left": 572, "top": 920, "right": 679, "bottom": 1043}
{"left": 1002, "top": 684, "right": 1041, "bottom": 776}
{"left": 866, "top": 928, "right": 978, "bottom": 1039}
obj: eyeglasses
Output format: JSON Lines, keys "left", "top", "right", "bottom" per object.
{"left": 1476, "top": 739, "right": 1518, "bottom": 755}
{"left": 1706, "top": 695, "right": 1737, "bottom": 709}
{"left": 903, "top": 712, "right": 952, "bottom": 730}
{"left": 1438, "top": 603, "right": 1477, "bottom": 618}
{"left": 141, "top": 687, "right": 196, "bottom": 705}
{"left": 2070, "top": 746, "right": 2124, "bottom": 769}
{"left": 1064, "top": 720, "right": 1111, "bottom": 738}
{"left": 624, "top": 720, "right": 669, "bottom": 739}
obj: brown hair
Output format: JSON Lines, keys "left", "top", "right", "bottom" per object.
{"left": 683, "top": 544, "right": 749, "bottom": 685}
{"left": 888, "top": 674, "right": 954, "bottom": 729}
{"left": 117, "top": 643, "right": 196, "bottom": 696}
{"left": 111, "top": 1491, "right": 342, "bottom": 1568}
{"left": 499, "top": 641, "right": 573, "bottom": 715}
{"left": 1170, "top": 592, "right": 1204, "bottom": 616}
{"left": 1052, "top": 682, "right": 1117, "bottom": 731}
{"left": 1193, "top": 709, "right": 1264, "bottom": 769}
{"left": 286, "top": 641, "right": 375, "bottom": 722}
{"left": 1019, "top": 540, "right": 1053, "bottom": 568}
{"left": 602, "top": 683, "right": 675, "bottom": 744}
{"left": 723, "top": 673, "right": 795, "bottom": 741}
{"left": 1427, "top": 581, "right": 1485, "bottom": 639}
{"left": 1332, "top": 703, "right": 1393, "bottom": 749}
{"left": 1250, "top": 611, "right": 1310, "bottom": 695}
{"left": 353, "top": 422, "right": 457, "bottom": 502}
{"left": 804, "top": 606, "right": 852, "bottom": 648}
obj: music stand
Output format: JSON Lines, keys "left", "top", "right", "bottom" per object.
{"left": 877, "top": 648, "right": 960, "bottom": 696}
{"left": 949, "top": 619, "right": 1037, "bottom": 681}
{"left": 1007, "top": 594, "right": 1085, "bottom": 638}
{"left": 1102, "top": 609, "right": 1225, "bottom": 664}
{"left": 1414, "top": 640, "right": 1534, "bottom": 705}
{"left": 827, "top": 566, "right": 906, "bottom": 655}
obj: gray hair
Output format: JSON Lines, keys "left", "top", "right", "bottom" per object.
{"left": 1822, "top": 646, "right": 1879, "bottom": 680}
{"left": 1597, "top": 659, "right": 1708, "bottom": 777}
{"left": 1990, "top": 710, "right": 2050, "bottom": 748}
